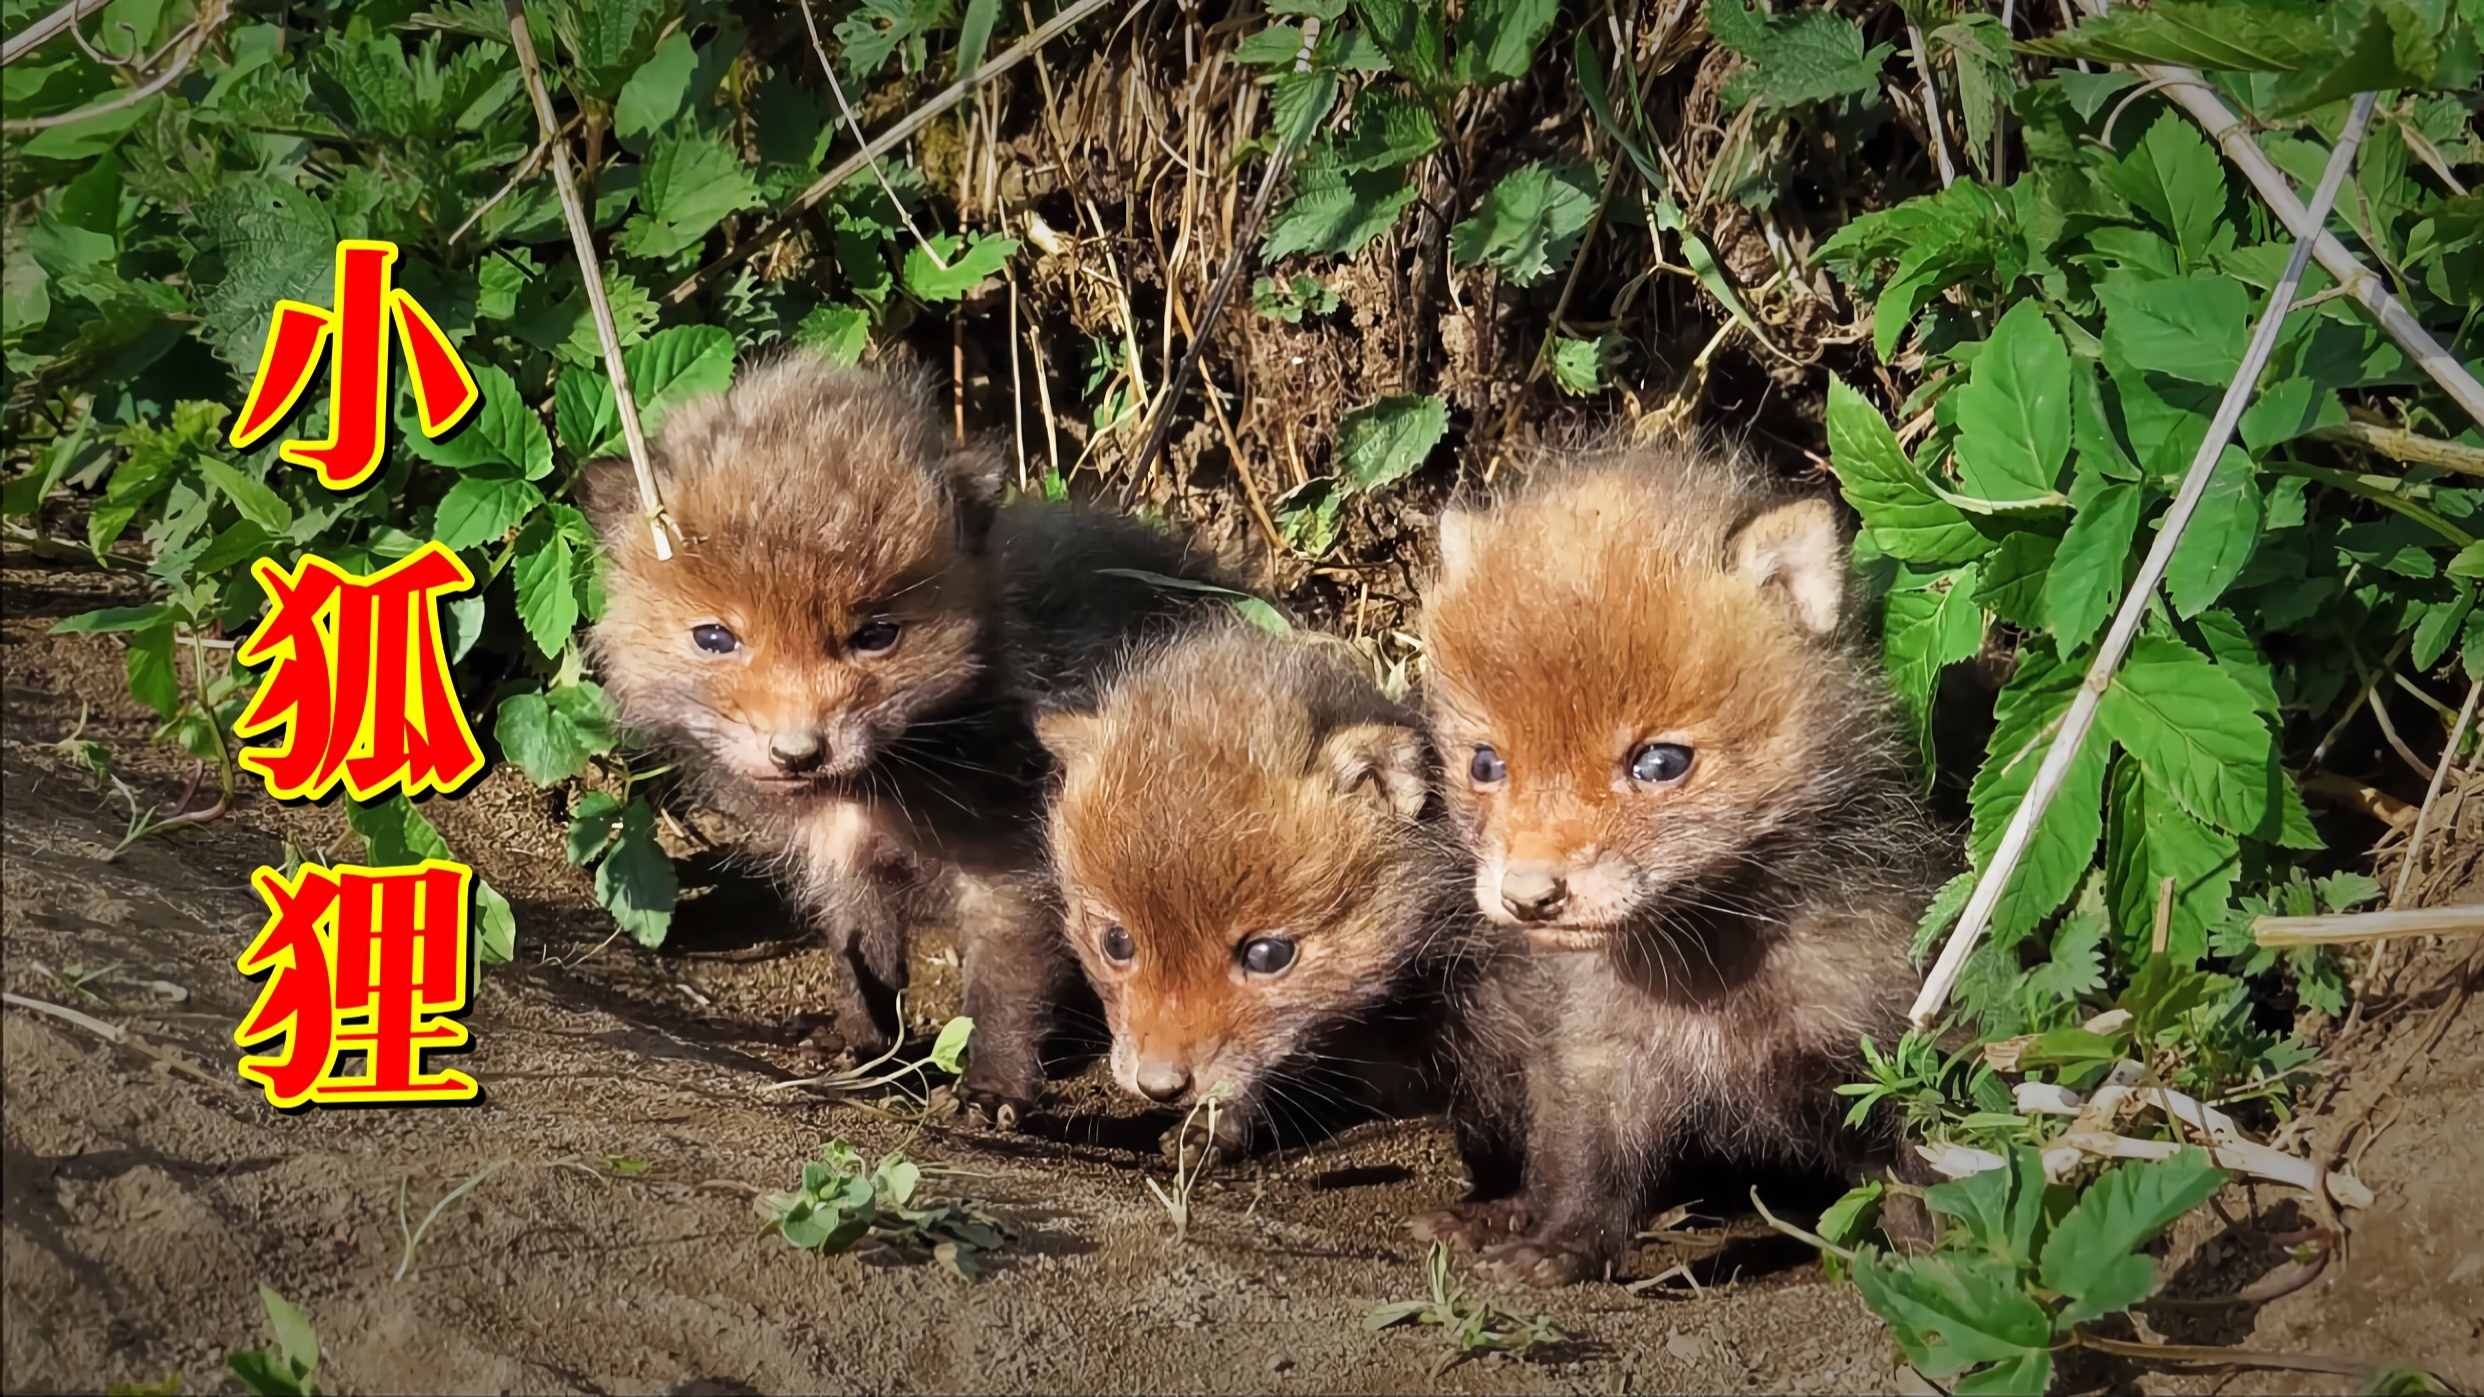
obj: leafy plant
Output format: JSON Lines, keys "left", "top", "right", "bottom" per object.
{"left": 225, "top": 1285, "right": 319, "bottom": 1397}
{"left": 1366, "top": 1242, "right": 1570, "bottom": 1375}
{"left": 758, "top": 1138, "right": 1013, "bottom": 1279}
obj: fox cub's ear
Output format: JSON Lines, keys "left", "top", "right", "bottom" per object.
{"left": 940, "top": 441, "right": 1006, "bottom": 546}
{"left": 1321, "top": 722, "right": 1430, "bottom": 821}
{"left": 1730, "top": 497, "right": 1846, "bottom": 637}
{"left": 1036, "top": 710, "right": 1102, "bottom": 768}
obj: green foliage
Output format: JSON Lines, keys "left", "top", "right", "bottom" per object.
{"left": 225, "top": 1286, "right": 318, "bottom": 1397}
{"left": 1251, "top": 273, "right": 1341, "bottom": 324}
{"left": 1849, "top": 1147, "right": 2223, "bottom": 1395}
{"left": 759, "top": 1139, "right": 1014, "bottom": 1279}
{"left": 1366, "top": 1242, "right": 1569, "bottom": 1375}
{"left": 5, "top": 0, "right": 1026, "bottom": 956}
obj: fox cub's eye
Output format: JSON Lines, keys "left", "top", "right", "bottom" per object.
{"left": 691, "top": 623, "right": 739, "bottom": 655}
{"left": 848, "top": 618, "right": 902, "bottom": 654}
{"left": 1240, "top": 936, "right": 1296, "bottom": 976}
{"left": 1101, "top": 925, "right": 1135, "bottom": 963}
{"left": 1629, "top": 742, "right": 1694, "bottom": 784}
{"left": 1468, "top": 745, "right": 1507, "bottom": 785}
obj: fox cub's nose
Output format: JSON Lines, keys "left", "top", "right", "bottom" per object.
{"left": 1134, "top": 1061, "right": 1191, "bottom": 1103}
{"left": 769, "top": 729, "right": 826, "bottom": 774}
{"left": 1500, "top": 867, "right": 1568, "bottom": 921}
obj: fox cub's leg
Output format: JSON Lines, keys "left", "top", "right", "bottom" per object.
{"left": 954, "top": 871, "right": 1071, "bottom": 1125}
{"left": 787, "top": 799, "right": 916, "bottom": 1058}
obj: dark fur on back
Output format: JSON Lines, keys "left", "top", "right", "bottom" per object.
{"left": 1414, "top": 443, "right": 1951, "bottom": 1286}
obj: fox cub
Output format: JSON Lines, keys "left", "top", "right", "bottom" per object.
{"left": 1037, "top": 624, "right": 1470, "bottom": 1156}
{"left": 1414, "top": 451, "right": 1947, "bottom": 1286}
{"left": 588, "top": 356, "right": 1214, "bottom": 1118}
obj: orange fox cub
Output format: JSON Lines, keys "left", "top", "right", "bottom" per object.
{"left": 588, "top": 356, "right": 1210, "bottom": 1117}
{"left": 1037, "top": 626, "right": 1462, "bottom": 1154}
{"left": 1415, "top": 451, "right": 1946, "bottom": 1286}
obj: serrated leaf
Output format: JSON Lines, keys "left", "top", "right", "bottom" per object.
{"left": 619, "top": 129, "right": 761, "bottom": 260}
{"left": 1974, "top": 532, "right": 2056, "bottom": 628}
{"left": 432, "top": 469, "right": 544, "bottom": 550}
{"left": 2038, "top": 1149, "right": 2225, "bottom": 1326}
{"left": 1264, "top": 142, "right": 1420, "bottom": 259}
{"left": 556, "top": 365, "right": 624, "bottom": 459}
{"left": 2099, "top": 272, "right": 2249, "bottom": 385}
{"left": 1448, "top": 160, "right": 1603, "bottom": 288}
{"left": 2106, "top": 755, "right": 2243, "bottom": 964}
{"left": 1454, "top": 0, "right": 1559, "bottom": 85}
{"left": 2163, "top": 446, "right": 2261, "bottom": 617}
{"left": 595, "top": 797, "right": 677, "bottom": 946}
{"left": 1851, "top": 1251, "right": 2052, "bottom": 1382}
{"left": 513, "top": 518, "right": 580, "bottom": 660}
{"left": 2098, "top": 634, "right": 2274, "bottom": 838}
{"left": 2103, "top": 113, "right": 2229, "bottom": 272}
{"left": 1882, "top": 563, "right": 1984, "bottom": 765}
{"left": 1548, "top": 333, "right": 1619, "bottom": 396}
{"left": 1269, "top": 67, "right": 1340, "bottom": 150}
{"left": 1334, "top": 393, "right": 1446, "bottom": 491}
{"left": 1273, "top": 476, "right": 1344, "bottom": 555}
{"left": 1707, "top": 0, "right": 1894, "bottom": 110}
{"left": 1825, "top": 378, "right": 1990, "bottom": 564}
{"left": 125, "top": 619, "right": 179, "bottom": 719}
{"left": 1235, "top": 24, "right": 1306, "bottom": 65}
{"left": 405, "top": 365, "right": 552, "bottom": 479}
{"left": 904, "top": 232, "right": 1019, "bottom": 303}
{"left": 614, "top": 30, "right": 695, "bottom": 153}
{"left": 2042, "top": 471, "right": 2142, "bottom": 650}
{"left": 2024, "top": 1, "right": 2331, "bottom": 71}
{"left": 2276, "top": 1, "right": 2443, "bottom": 114}
{"left": 1953, "top": 300, "right": 2072, "bottom": 502}
{"left": 1971, "top": 645, "right": 2109, "bottom": 945}
{"left": 1923, "top": 1146, "right": 2047, "bottom": 1271}
{"left": 627, "top": 324, "right": 736, "bottom": 433}
{"left": 797, "top": 303, "right": 872, "bottom": 366}
{"left": 1333, "top": 87, "right": 1440, "bottom": 172}
{"left": 496, "top": 681, "right": 617, "bottom": 785}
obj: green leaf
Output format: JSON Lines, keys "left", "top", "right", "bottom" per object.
{"left": 1882, "top": 563, "right": 1985, "bottom": 764}
{"left": 261, "top": 1284, "right": 318, "bottom": 1381}
{"left": 595, "top": 797, "right": 678, "bottom": 946}
{"left": 904, "top": 232, "right": 1019, "bottom": 303}
{"left": 1453, "top": 0, "right": 1559, "bottom": 86}
{"left": 613, "top": 30, "right": 696, "bottom": 153}
{"left": 432, "top": 469, "right": 545, "bottom": 550}
{"left": 513, "top": 516, "right": 581, "bottom": 661}
{"left": 930, "top": 1016, "right": 974, "bottom": 1072}
{"left": 566, "top": 790, "right": 625, "bottom": 865}
{"left": 2098, "top": 272, "right": 2249, "bottom": 384}
{"left": 1923, "top": 1146, "right": 2047, "bottom": 1271}
{"left": 51, "top": 603, "right": 176, "bottom": 634}
{"left": 797, "top": 303, "right": 873, "bottom": 366}
{"left": 405, "top": 365, "right": 553, "bottom": 479}
{"left": 1334, "top": 87, "right": 1441, "bottom": 172}
{"left": 1448, "top": 160, "right": 1603, "bottom": 288}
{"left": 1707, "top": 0, "right": 1894, "bottom": 110}
{"left": 2105, "top": 756, "right": 2242, "bottom": 965}
{"left": 1851, "top": 1250, "right": 2052, "bottom": 1384}
{"left": 1235, "top": 24, "right": 1306, "bottom": 65}
{"left": 345, "top": 793, "right": 454, "bottom": 865}
{"left": 1264, "top": 142, "right": 1420, "bottom": 259}
{"left": 474, "top": 878, "right": 517, "bottom": 967}
{"left": 125, "top": 619, "right": 179, "bottom": 719}
{"left": 1825, "top": 378, "right": 1989, "bottom": 564}
{"left": 627, "top": 324, "right": 737, "bottom": 433}
{"left": 197, "top": 458, "right": 292, "bottom": 534}
{"left": 1548, "top": 333, "right": 1620, "bottom": 396}
{"left": 2163, "top": 446, "right": 2261, "bottom": 617}
{"left": 496, "top": 681, "right": 618, "bottom": 785}
{"left": 1333, "top": 393, "right": 1447, "bottom": 491}
{"left": 1974, "top": 532, "right": 2056, "bottom": 628}
{"left": 2098, "top": 634, "right": 2274, "bottom": 838}
{"left": 1953, "top": 300, "right": 2072, "bottom": 502}
{"left": 1971, "top": 645, "right": 2109, "bottom": 944}
{"left": 619, "top": 129, "right": 761, "bottom": 260}
{"left": 956, "top": 0, "right": 1001, "bottom": 74}
{"left": 2038, "top": 1149, "right": 2225, "bottom": 1326}
{"left": 2042, "top": 471, "right": 2142, "bottom": 651}
{"left": 1273, "top": 476, "right": 1345, "bottom": 556}
{"left": 1269, "top": 67, "right": 1340, "bottom": 150}
{"left": 2024, "top": 1, "right": 2332, "bottom": 72}
{"left": 2276, "top": 1, "right": 2444, "bottom": 113}
{"left": 2447, "top": 541, "right": 2484, "bottom": 579}
{"left": 2103, "top": 113, "right": 2230, "bottom": 272}
{"left": 556, "top": 366, "right": 624, "bottom": 460}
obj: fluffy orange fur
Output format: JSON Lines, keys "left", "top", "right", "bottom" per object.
{"left": 1039, "top": 625, "right": 1456, "bottom": 1145}
{"left": 1414, "top": 446, "right": 1946, "bottom": 1286}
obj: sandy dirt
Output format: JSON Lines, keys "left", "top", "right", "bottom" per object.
{"left": 4, "top": 553, "right": 2476, "bottom": 1396}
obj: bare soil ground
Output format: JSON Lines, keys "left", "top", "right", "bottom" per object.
{"left": 4, "top": 553, "right": 2477, "bottom": 1396}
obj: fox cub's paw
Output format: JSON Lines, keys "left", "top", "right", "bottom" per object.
{"left": 1409, "top": 1197, "right": 1536, "bottom": 1252}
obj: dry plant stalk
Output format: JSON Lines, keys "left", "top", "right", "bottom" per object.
{"left": 2255, "top": 906, "right": 2484, "bottom": 947}
{"left": 502, "top": 0, "right": 674, "bottom": 562}
{"left": 0, "top": 0, "right": 112, "bottom": 66}
{"left": 2390, "top": 677, "right": 2483, "bottom": 907}
{"left": 1910, "top": 92, "right": 2379, "bottom": 1030}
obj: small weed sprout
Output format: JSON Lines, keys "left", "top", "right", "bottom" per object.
{"left": 395, "top": 1161, "right": 507, "bottom": 1281}
{"left": 763, "top": 1009, "right": 974, "bottom": 1108}
{"left": 224, "top": 1285, "right": 318, "bottom": 1397}
{"left": 1144, "top": 1082, "right": 1231, "bottom": 1240}
{"left": 758, "top": 1139, "right": 1013, "bottom": 1279}
{"left": 1366, "top": 1242, "right": 1570, "bottom": 1375}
